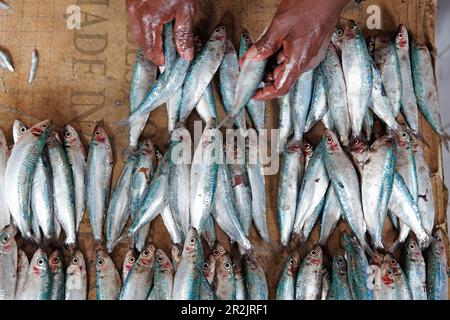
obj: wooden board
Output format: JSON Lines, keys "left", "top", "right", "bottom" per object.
{"left": 0, "top": 0, "right": 447, "bottom": 299}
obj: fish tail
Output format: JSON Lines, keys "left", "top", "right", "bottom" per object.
{"left": 217, "top": 114, "right": 236, "bottom": 131}
{"left": 112, "top": 116, "right": 131, "bottom": 128}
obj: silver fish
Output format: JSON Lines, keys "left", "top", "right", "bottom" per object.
{"left": 427, "top": 229, "right": 448, "bottom": 300}
{"left": 0, "top": 226, "right": 17, "bottom": 300}
{"left": 28, "top": 49, "right": 38, "bottom": 84}
{"left": 295, "top": 246, "right": 323, "bottom": 300}
{"left": 331, "top": 250, "right": 352, "bottom": 300}
{"left": 161, "top": 205, "right": 183, "bottom": 245}
{"left": 276, "top": 253, "right": 300, "bottom": 300}
{"left": 304, "top": 66, "right": 328, "bottom": 133}
{"left": 121, "top": 248, "right": 137, "bottom": 283}
{"left": 49, "top": 250, "right": 65, "bottom": 300}
{"left": 195, "top": 83, "right": 217, "bottom": 125}
{"left": 149, "top": 248, "right": 174, "bottom": 300}
{"left": 233, "top": 258, "right": 246, "bottom": 300}
{"left": 201, "top": 214, "right": 216, "bottom": 249}
{"left": 290, "top": 70, "right": 314, "bottom": 142}
{"left": 171, "top": 244, "right": 182, "bottom": 272}
{"left": 14, "top": 249, "right": 28, "bottom": 300}
{"left": 0, "top": 48, "right": 14, "bottom": 72}
{"left": 213, "top": 253, "right": 236, "bottom": 300}
{"left": 65, "top": 250, "right": 87, "bottom": 300}
{"left": 95, "top": 249, "right": 121, "bottom": 300}
{"left": 21, "top": 249, "right": 50, "bottom": 300}
{"left": 244, "top": 254, "right": 268, "bottom": 300}
{"left": 405, "top": 236, "right": 427, "bottom": 300}
{"left": 318, "top": 186, "right": 342, "bottom": 246}
{"left": 384, "top": 253, "right": 412, "bottom": 300}
{"left": 277, "top": 93, "right": 293, "bottom": 153}
{"left": 0, "top": 129, "right": 9, "bottom": 230}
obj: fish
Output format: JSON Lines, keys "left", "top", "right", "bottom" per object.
{"left": 277, "top": 93, "right": 293, "bottom": 153}
{"left": 384, "top": 253, "right": 412, "bottom": 299}
{"left": 331, "top": 250, "right": 352, "bottom": 300}
{"left": 86, "top": 124, "right": 113, "bottom": 242}
{"left": 290, "top": 70, "right": 314, "bottom": 142}
{"left": 322, "top": 130, "right": 368, "bottom": 249}
{"left": 48, "top": 250, "right": 65, "bottom": 300}
{"left": 427, "top": 228, "right": 448, "bottom": 300}
{"left": 276, "top": 253, "right": 300, "bottom": 300}
{"left": 171, "top": 244, "right": 182, "bottom": 272}
{"left": 318, "top": 186, "right": 342, "bottom": 246}
{"left": 411, "top": 39, "right": 449, "bottom": 144}
{"left": 15, "top": 249, "right": 28, "bottom": 300}
{"left": 95, "top": 249, "right": 121, "bottom": 300}
{"left": 321, "top": 110, "right": 334, "bottom": 130}
{"left": 404, "top": 236, "right": 427, "bottom": 300}
{"left": 28, "top": 49, "right": 39, "bottom": 84}
{"left": 331, "top": 26, "right": 344, "bottom": 54}
{"left": 233, "top": 258, "right": 246, "bottom": 300}
{"left": 204, "top": 254, "right": 216, "bottom": 285}
{"left": 213, "top": 253, "right": 236, "bottom": 300}
{"left": 374, "top": 35, "right": 402, "bottom": 117}
{"left": 344, "top": 234, "right": 374, "bottom": 300}
{"left": 295, "top": 246, "right": 323, "bottom": 300}
{"left": 121, "top": 248, "right": 137, "bottom": 283}
{"left": 63, "top": 125, "right": 87, "bottom": 232}
{"left": 172, "top": 228, "right": 204, "bottom": 300}
{"left": 321, "top": 268, "right": 331, "bottom": 300}
{"left": 395, "top": 25, "right": 419, "bottom": 135}
{"left": 200, "top": 275, "right": 216, "bottom": 300}
{"left": 244, "top": 254, "right": 268, "bottom": 300}
{"left": 148, "top": 248, "right": 174, "bottom": 300}
{"left": 364, "top": 109, "right": 374, "bottom": 141}
{"left": 65, "top": 250, "right": 87, "bottom": 300}
{"left": 0, "top": 2, "right": 10, "bottom": 10}
{"left": 304, "top": 66, "right": 328, "bottom": 133}
{"left": 129, "top": 139, "right": 157, "bottom": 251}
{"left": 278, "top": 139, "right": 305, "bottom": 246}
{"left": 5, "top": 120, "right": 52, "bottom": 238}
{"left": 179, "top": 25, "right": 227, "bottom": 123}
{"left": 106, "top": 153, "right": 136, "bottom": 252}
{"left": 300, "top": 193, "right": 325, "bottom": 243}
{"left": 0, "top": 48, "right": 14, "bottom": 72}
{"left": 168, "top": 128, "right": 191, "bottom": 237}
{"left": 379, "top": 260, "right": 400, "bottom": 299}
{"left": 120, "top": 243, "right": 155, "bottom": 300}
{"left": 46, "top": 131, "right": 77, "bottom": 246}
{"left": 246, "top": 138, "right": 269, "bottom": 242}
{"left": 161, "top": 205, "right": 183, "bottom": 245}
{"left": 21, "top": 249, "right": 51, "bottom": 300}
{"left": 342, "top": 21, "right": 373, "bottom": 138}
{"left": 0, "top": 226, "right": 17, "bottom": 300}
{"left": 195, "top": 83, "right": 218, "bottom": 126}
{"left": 321, "top": 44, "right": 350, "bottom": 145}
{"left": 0, "top": 129, "right": 9, "bottom": 230}
{"left": 201, "top": 214, "right": 216, "bottom": 249}
{"left": 219, "top": 40, "right": 247, "bottom": 131}
{"left": 190, "top": 125, "right": 220, "bottom": 232}
{"left": 361, "top": 136, "right": 396, "bottom": 249}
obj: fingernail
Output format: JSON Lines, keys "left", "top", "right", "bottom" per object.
{"left": 182, "top": 48, "right": 194, "bottom": 61}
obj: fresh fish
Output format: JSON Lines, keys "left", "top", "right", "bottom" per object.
{"left": 195, "top": 83, "right": 217, "bottom": 125}
{"left": 427, "top": 229, "right": 448, "bottom": 300}
{"left": 233, "top": 258, "right": 246, "bottom": 300}
{"left": 95, "top": 249, "right": 121, "bottom": 300}
{"left": 411, "top": 39, "right": 449, "bottom": 143}
{"left": 0, "top": 49, "right": 14, "bottom": 72}
{"left": 172, "top": 228, "right": 204, "bottom": 300}
{"left": 322, "top": 44, "right": 350, "bottom": 145}
{"left": 167, "top": 91, "right": 182, "bottom": 133}
{"left": 361, "top": 136, "right": 396, "bottom": 249}
{"left": 119, "top": 243, "right": 156, "bottom": 300}
{"left": 300, "top": 192, "right": 325, "bottom": 244}
{"left": 65, "top": 250, "right": 87, "bottom": 300}
{"left": 200, "top": 275, "right": 216, "bottom": 300}
{"left": 0, "top": 129, "right": 9, "bottom": 230}
{"left": 318, "top": 186, "right": 342, "bottom": 246}
{"left": 322, "top": 130, "right": 368, "bottom": 248}
{"left": 374, "top": 35, "right": 402, "bottom": 117}
{"left": 364, "top": 109, "right": 374, "bottom": 141}
{"left": 348, "top": 137, "right": 369, "bottom": 176}
{"left": 15, "top": 249, "right": 28, "bottom": 300}
{"left": 179, "top": 25, "right": 227, "bottom": 122}
{"left": 213, "top": 253, "right": 236, "bottom": 300}
{"left": 276, "top": 253, "right": 300, "bottom": 300}
{"left": 86, "top": 124, "right": 113, "bottom": 241}
{"left": 246, "top": 85, "right": 266, "bottom": 133}
{"left": 395, "top": 25, "right": 419, "bottom": 135}
{"left": 384, "top": 253, "right": 412, "bottom": 299}
{"left": 277, "top": 93, "right": 292, "bottom": 153}
{"left": 5, "top": 120, "right": 52, "bottom": 238}
{"left": 121, "top": 248, "right": 137, "bottom": 283}
{"left": 28, "top": 49, "right": 38, "bottom": 84}
{"left": 46, "top": 131, "right": 76, "bottom": 246}
{"left": 342, "top": 21, "right": 373, "bottom": 138}
{"left": 161, "top": 205, "right": 183, "bottom": 245}
{"left": 228, "top": 160, "right": 252, "bottom": 237}
{"left": 295, "top": 246, "right": 323, "bottom": 300}
{"left": 202, "top": 214, "right": 216, "bottom": 249}
{"left": 149, "top": 248, "right": 174, "bottom": 300}
{"left": 404, "top": 236, "right": 427, "bottom": 300}
{"left": 106, "top": 153, "right": 136, "bottom": 252}
{"left": 168, "top": 128, "right": 191, "bottom": 237}
{"left": 278, "top": 139, "right": 304, "bottom": 246}
{"left": 21, "top": 249, "right": 51, "bottom": 300}
{"left": 219, "top": 40, "right": 247, "bottom": 131}
{"left": 344, "top": 234, "right": 374, "bottom": 300}
{"left": 171, "top": 244, "right": 182, "bottom": 272}
{"left": 63, "top": 125, "right": 86, "bottom": 232}
{"left": 331, "top": 250, "right": 352, "bottom": 300}
{"left": 331, "top": 26, "right": 344, "bottom": 55}
{"left": 304, "top": 66, "right": 328, "bottom": 132}
{"left": 292, "top": 141, "right": 329, "bottom": 242}
{"left": 379, "top": 260, "right": 400, "bottom": 299}
{"left": 48, "top": 250, "right": 65, "bottom": 300}
{"left": 129, "top": 139, "right": 157, "bottom": 252}
{"left": 290, "top": 70, "right": 314, "bottom": 142}
{"left": 204, "top": 254, "right": 216, "bottom": 285}
{"left": 0, "top": 226, "right": 17, "bottom": 300}
{"left": 244, "top": 254, "right": 268, "bottom": 300}
{"left": 190, "top": 125, "right": 219, "bottom": 232}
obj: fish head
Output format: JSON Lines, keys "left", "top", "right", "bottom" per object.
{"left": 49, "top": 250, "right": 63, "bottom": 273}
{"left": 286, "top": 139, "right": 301, "bottom": 154}
{"left": 123, "top": 249, "right": 137, "bottom": 273}
{"left": 287, "top": 252, "right": 300, "bottom": 276}
{"left": 91, "top": 124, "right": 109, "bottom": 145}
{"left": 63, "top": 124, "right": 84, "bottom": 150}
{"left": 183, "top": 227, "right": 202, "bottom": 257}
{"left": 13, "top": 119, "right": 28, "bottom": 143}
{"left": 69, "top": 250, "right": 86, "bottom": 274}
{"left": 383, "top": 253, "right": 401, "bottom": 275}
{"left": 211, "top": 24, "right": 227, "bottom": 42}
{"left": 302, "top": 141, "right": 313, "bottom": 159}
{"left": 331, "top": 26, "right": 344, "bottom": 47}
{"left": 212, "top": 242, "right": 226, "bottom": 260}
{"left": 29, "top": 119, "right": 52, "bottom": 138}
{"left": 367, "top": 36, "right": 376, "bottom": 57}
{"left": 323, "top": 129, "right": 341, "bottom": 152}
{"left": 95, "top": 249, "right": 113, "bottom": 273}
{"left": 138, "top": 243, "right": 156, "bottom": 267}
{"left": 225, "top": 39, "right": 236, "bottom": 54}
{"left": 395, "top": 25, "right": 409, "bottom": 50}
{"left": 139, "top": 138, "right": 156, "bottom": 161}
{"left": 431, "top": 228, "right": 446, "bottom": 256}
{"left": 394, "top": 130, "right": 412, "bottom": 148}
{"left": 381, "top": 261, "right": 396, "bottom": 287}
{"left": 30, "top": 248, "right": 49, "bottom": 277}
{"left": 0, "top": 226, "right": 16, "bottom": 254}
{"left": 405, "top": 236, "right": 423, "bottom": 262}
{"left": 348, "top": 136, "right": 368, "bottom": 154}
{"left": 344, "top": 20, "right": 360, "bottom": 40}
{"left": 411, "top": 38, "right": 428, "bottom": 50}
{"left": 46, "top": 130, "right": 62, "bottom": 146}
{"left": 218, "top": 254, "right": 233, "bottom": 278}
{"left": 232, "top": 257, "right": 243, "bottom": 278}
{"left": 333, "top": 250, "right": 347, "bottom": 274}
{"left": 171, "top": 244, "right": 182, "bottom": 264}
{"left": 305, "top": 246, "right": 323, "bottom": 267}
{"left": 201, "top": 125, "right": 220, "bottom": 146}
{"left": 171, "top": 127, "right": 191, "bottom": 146}
{"left": 154, "top": 248, "right": 173, "bottom": 272}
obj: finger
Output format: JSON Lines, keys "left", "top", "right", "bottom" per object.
{"left": 253, "top": 84, "right": 288, "bottom": 100}
{"left": 126, "top": 0, "right": 144, "bottom": 45}
{"left": 276, "top": 51, "right": 285, "bottom": 64}
{"left": 263, "top": 71, "right": 274, "bottom": 83}
{"left": 175, "top": 3, "right": 196, "bottom": 61}
{"left": 142, "top": 17, "right": 165, "bottom": 65}
{"left": 273, "top": 63, "right": 285, "bottom": 81}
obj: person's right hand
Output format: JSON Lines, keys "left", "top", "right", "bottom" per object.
{"left": 126, "top": 0, "right": 198, "bottom": 65}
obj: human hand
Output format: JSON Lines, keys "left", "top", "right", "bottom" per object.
{"left": 126, "top": 0, "right": 198, "bottom": 65}
{"left": 243, "top": 0, "right": 350, "bottom": 100}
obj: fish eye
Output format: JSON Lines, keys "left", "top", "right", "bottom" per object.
{"left": 189, "top": 237, "right": 195, "bottom": 245}
{"left": 210, "top": 136, "right": 216, "bottom": 142}
{"left": 203, "top": 263, "right": 209, "bottom": 270}
{"left": 350, "top": 23, "right": 357, "bottom": 31}
{"left": 52, "top": 257, "right": 60, "bottom": 264}
{"left": 157, "top": 256, "right": 163, "bottom": 263}
{"left": 20, "top": 127, "right": 26, "bottom": 133}
{"left": 337, "top": 257, "right": 344, "bottom": 264}
{"left": 311, "top": 250, "right": 317, "bottom": 256}
{"left": 224, "top": 262, "right": 231, "bottom": 269}
{"left": 1, "top": 234, "right": 9, "bottom": 243}
{"left": 387, "top": 269, "right": 393, "bottom": 276}
{"left": 398, "top": 33, "right": 403, "bottom": 39}
{"left": 389, "top": 259, "right": 396, "bottom": 266}
{"left": 289, "top": 258, "right": 296, "bottom": 266}
{"left": 409, "top": 243, "right": 415, "bottom": 249}
{"left": 64, "top": 131, "right": 72, "bottom": 138}
{"left": 129, "top": 257, "right": 135, "bottom": 263}
{"left": 37, "top": 258, "right": 44, "bottom": 266}
{"left": 41, "top": 124, "right": 48, "bottom": 129}
{"left": 437, "top": 237, "right": 442, "bottom": 242}
{"left": 94, "top": 131, "right": 101, "bottom": 136}
{"left": 336, "top": 28, "right": 343, "bottom": 37}
{"left": 72, "top": 257, "right": 78, "bottom": 264}
{"left": 97, "top": 258, "right": 104, "bottom": 266}
{"left": 143, "top": 249, "right": 150, "bottom": 256}
{"left": 401, "top": 132, "right": 407, "bottom": 138}
{"left": 326, "top": 137, "right": 333, "bottom": 144}
{"left": 232, "top": 264, "right": 237, "bottom": 270}
{"left": 304, "top": 143, "right": 311, "bottom": 150}
{"left": 213, "top": 249, "right": 219, "bottom": 256}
